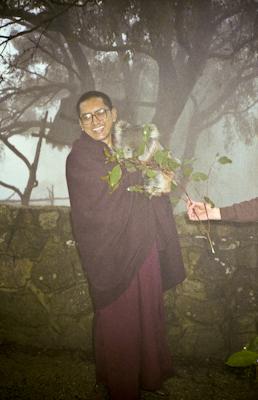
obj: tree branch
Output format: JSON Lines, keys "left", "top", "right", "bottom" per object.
{"left": 0, "top": 181, "right": 23, "bottom": 198}
{"left": 0, "top": 136, "right": 31, "bottom": 169}
{"left": 0, "top": 0, "right": 84, "bottom": 49}
{"left": 0, "top": 120, "right": 52, "bottom": 136}
{"left": 28, "top": 36, "right": 81, "bottom": 81}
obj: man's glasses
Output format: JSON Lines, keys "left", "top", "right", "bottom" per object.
{"left": 80, "top": 108, "right": 110, "bottom": 125}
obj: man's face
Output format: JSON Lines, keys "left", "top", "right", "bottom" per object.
{"left": 79, "top": 97, "right": 117, "bottom": 146}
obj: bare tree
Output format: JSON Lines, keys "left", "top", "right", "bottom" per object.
{"left": 0, "top": 112, "right": 48, "bottom": 205}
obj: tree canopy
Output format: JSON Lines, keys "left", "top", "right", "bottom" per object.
{"left": 0, "top": 0, "right": 258, "bottom": 202}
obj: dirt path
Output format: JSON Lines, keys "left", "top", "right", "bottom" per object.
{"left": 0, "top": 344, "right": 257, "bottom": 400}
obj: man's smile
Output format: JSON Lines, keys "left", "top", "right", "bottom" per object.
{"left": 92, "top": 125, "right": 105, "bottom": 133}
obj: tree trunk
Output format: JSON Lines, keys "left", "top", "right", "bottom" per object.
{"left": 152, "top": 47, "right": 181, "bottom": 146}
{"left": 21, "top": 113, "right": 48, "bottom": 206}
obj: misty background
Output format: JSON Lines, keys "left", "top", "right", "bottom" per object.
{"left": 0, "top": 0, "right": 258, "bottom": 212}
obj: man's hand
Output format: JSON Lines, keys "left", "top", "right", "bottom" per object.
{"left": 187, "top": 200, "right": 221, "bottom": 221}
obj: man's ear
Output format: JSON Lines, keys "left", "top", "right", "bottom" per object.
{"left": 111, "top": 107, "right": 117, "bottom": 123}
{"left": 79, "top": 118, "right": 84, "bottom": 131}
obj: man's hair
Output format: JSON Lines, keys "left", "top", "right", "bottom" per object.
{"left": 76, "top": 90, "right": 113, "bottom": 116}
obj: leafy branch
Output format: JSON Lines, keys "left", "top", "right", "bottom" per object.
{"left": 102, "top": 124, "right": 182, "bottom": 194}
{"left": 102, "top": 123, "right": 232, "bottom": 254}
{"left": 187, "top": 154, "right": 232, "bottom": 253}
{"left": 226, "top": 335, "right": 258, "bottom": 380}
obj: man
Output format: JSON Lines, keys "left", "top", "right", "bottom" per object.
{"left": 187, "top": 198, "right": 258, "bottom": 222}
{"left": 66, "top": 90, "right": 185, "bottom": 400}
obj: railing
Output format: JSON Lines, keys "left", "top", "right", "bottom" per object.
{"left": 0, "top": 197, "right": 70, "bottom": 206}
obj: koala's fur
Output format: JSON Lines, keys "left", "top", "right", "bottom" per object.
{"left": 113, "top": 120, "right": 170, "bottom": 196}
{"left": 113, "top": 120, "right": 162, "bottom": 161}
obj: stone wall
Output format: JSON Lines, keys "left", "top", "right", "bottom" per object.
{"left": 0, "top": 205, "right": 257, "bottom": 360}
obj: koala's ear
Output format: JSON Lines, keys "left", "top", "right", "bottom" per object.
{"left": 111, "top": 107, "right": 118, "bottom": 123}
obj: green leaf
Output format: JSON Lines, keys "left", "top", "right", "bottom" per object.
{"left": 226, "top": 350, "right": 258, "bottom": 367}
{"left": 142, "top": 124, "right": 151, "bottom": 142}
{"left": 167, "top": 158, "right": 181, "bottom": 171}
{"left": 101, "top": 175, "right": 109, "bottom": 182}
{"left": 104, "top": 147, "right": 116, "bottom": 162}
{"left": 218, "top": 156, "right": 232, "bottom": 164}
{"left": 127, "top": 185, "right": 145, "bottom": 193}
{"left": 136, "top": 142, "right": 145, "bottom": 157}
{"left": 191, "top": 172, "right": 209, "bottom": 181}
{"left": 145, "top": 169, "right": 157, "bottom": 179}
{"left": 203, "top": 196, "right": 215, "bottom": 208}
{"left": 116, "top": 148, "right": 125, "bottom": 159}
{"left": 170, "top": 181, "right": 178, "bottom": 191}
{"left": 183, "top": 157, "right": 196, "bottom": 165}
{"left": 182, "top": 165, "right": 193, "bottom": 177}
{"left": 109, "top": 165, "right": 122, "bottom": 188}
{"left": 104, "top": 147, "right": 112, "bottom": 158}
{"left": 247, "top": 336, "right": 258, "bottom": 352}
{"left": 153, "top": 150, "right": 166, "bottom": 166}
{"left": 124, "top": 160, "right": 137, "bottom": 172}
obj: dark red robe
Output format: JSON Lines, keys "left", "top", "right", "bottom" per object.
{"left": 66, "top": 132, "right": 185, "bottom": 399}
{"left": 66, "top": 133, "right": 185, "bottom": 310}
{"left": 94, "top": 244, "right": 173, "bottom": 400}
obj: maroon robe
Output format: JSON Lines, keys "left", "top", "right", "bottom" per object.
{"left": 66, "top": 132, "right": 185, "bottom": 399}
{"left": 66, "top": 133, "right": 185, "bottom": 310}
{"left": 94, "top": 244, "right": 173, "bottom": 400}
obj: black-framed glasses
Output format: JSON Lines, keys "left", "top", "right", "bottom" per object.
{"left": 80, "top": 108, "right": 110, "bottom": 125}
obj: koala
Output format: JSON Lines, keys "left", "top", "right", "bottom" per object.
{"left": 143, "top": 170, "right": 172, "bottom": 197}
{"left": 113, "top": 120, "right": 172, "bottom": 196}
{"left": 113, "top": 120, "right": 163, "bottom": 161}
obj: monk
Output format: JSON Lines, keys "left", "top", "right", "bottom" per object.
{"left": 66, "top": 90, "right": 185, "bottom": 400}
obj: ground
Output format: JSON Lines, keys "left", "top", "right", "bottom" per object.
{"left": 0, "top": 343, "right": 257, "bottom": 400}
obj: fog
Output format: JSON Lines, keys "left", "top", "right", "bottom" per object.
{"left": 0, "top": 136, "right": 70, "bottom": 206}
{"left": 1, "top": 1, "right": 258, "bottom": 210}
{"left": 1, "top": 117, "right": 258, "bottom": 212}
